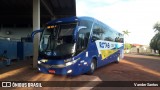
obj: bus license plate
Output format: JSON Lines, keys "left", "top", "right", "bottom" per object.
{"left": 48, "top": 70, "right": 55, "bottom": 73}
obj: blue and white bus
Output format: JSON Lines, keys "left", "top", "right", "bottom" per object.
{"left": 33, "top": 16, "right": 124, "bottom": 76}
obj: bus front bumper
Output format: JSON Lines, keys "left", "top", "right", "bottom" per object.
{"left": 37, "top": 63, "right": 73, "bottom": 75}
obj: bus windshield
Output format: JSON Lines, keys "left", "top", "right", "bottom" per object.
{"left": 39, "top": 23, "right": 77, "bottom": 58}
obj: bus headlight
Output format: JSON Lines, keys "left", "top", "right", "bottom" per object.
{"left": 66, "top": 62, "right": 72, "bottom": 66}
{"left": 38, "top": 61, "right": 41, "bottom": 64}
{"left": 65, "top": 60, "right": 77, "bottom": 66}
{"left": 40, "top": 59, "right": 48, "bottom": 63}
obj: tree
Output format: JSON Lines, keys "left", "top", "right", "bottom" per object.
{"left": 150, "top": 22, "right": 160, "bottom": 55}
{"left": 150, "top": 33, "right": 159, "bottom": 48}
{"left": 124, "top": 43, "right": 132, "bottom": 50}
{"left": 122, "top": 30, "right": 130, "bottom": 36}
{"left": 122, "top": 30, "right": 131, "bottom": 47}
{"left": 153, "top": 22, "right": 160, "bottom": 32}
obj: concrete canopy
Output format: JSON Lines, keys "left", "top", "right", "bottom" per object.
{"left": 0, "top": 0, "right": 76, "bottom": 68}
{"left": 0, "top": 0, "right": 76, "bottom": 26}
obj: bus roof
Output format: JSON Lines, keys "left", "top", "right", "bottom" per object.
{"left": 46, "top": 16, "right": 122, "bottom": 35}
{"left": 46, "top": 16, "right": 95, "bottom": 25}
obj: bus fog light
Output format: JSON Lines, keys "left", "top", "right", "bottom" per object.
{"left": 67, "top": 70, "right": 72, "bottom": 73}
{"left": 84, "top": 62, "right": 87, "bottom": 65}
{"left": 38, "top": 68, "right": 41, "bottom": 71}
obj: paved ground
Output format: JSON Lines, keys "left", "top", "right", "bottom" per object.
{"left": 92, "top": 54, "right": 160, "bottom": 90}
{"left": 0, "top": 54, "right": 160, "bottom": 90}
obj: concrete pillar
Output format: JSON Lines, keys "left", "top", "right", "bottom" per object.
{"left": 33, "top": 0, "right": 40, "bottom": 68}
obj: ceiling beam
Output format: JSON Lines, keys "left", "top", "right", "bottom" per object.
{"left": 41, "top": 0, "right": 55, "bottom": 17}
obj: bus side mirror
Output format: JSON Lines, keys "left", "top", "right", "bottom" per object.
{"left": 74, "top": 26, "right": 87, "bottom": 42}
{"left": 77, "top": 26, "right": 87, "bottom": 32}
{"left": 31, "top": 29, "right": 43, "bottom": 40}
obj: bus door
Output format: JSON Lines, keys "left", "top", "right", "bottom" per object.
{"left": 76, "top": 27, "right": 91, "bottom": 73}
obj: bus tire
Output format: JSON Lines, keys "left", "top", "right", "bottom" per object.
{"left": 115, "top": 55, "right": 120, "bottom": 63}
{"left": 87, "top": 59, "right": 96, "bottom": 75}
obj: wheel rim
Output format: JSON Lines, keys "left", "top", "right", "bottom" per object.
{"left": 91, "top": 62, "right": 95, "bottom": 71}
{"left": 117, "top": 56, "right": 120, "bottom": 62}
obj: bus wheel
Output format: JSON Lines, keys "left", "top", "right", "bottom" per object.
{"left": 87, "top": 60, "right": 96, "bottom": 75}
{"left": 115, "top": 55, "right": 120, "bottom": 63}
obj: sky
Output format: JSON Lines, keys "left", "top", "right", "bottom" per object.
{"left": 76, "top": 0, "right": 160, "bottom": 45}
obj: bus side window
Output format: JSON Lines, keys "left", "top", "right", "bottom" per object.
{"left": 92, "top": 23, "right": 103, "bottom": 41}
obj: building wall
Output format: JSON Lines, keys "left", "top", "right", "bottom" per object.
{"left": 130, "top": 46, "right": 152, "bottom": 53}
{"left": 0, "top": 27, "right": 32, "bottom": 41}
